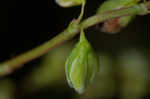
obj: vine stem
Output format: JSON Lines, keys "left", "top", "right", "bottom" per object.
{"left": 0, "top": 2, "right": 150, "bottom": 76}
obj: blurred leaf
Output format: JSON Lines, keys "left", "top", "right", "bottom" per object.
{"left": 118, "top": 49, "right": 149, "bottom": 99}
{"left": 22, "top": 42, "right": 74, "bottom": 93}
{"left": 0, "top": 79, "right": 15, "bottom": 99}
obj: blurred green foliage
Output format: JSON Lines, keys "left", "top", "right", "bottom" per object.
{"left": 0, "top": 79, "right": 15, "bottom": 99}
{"left": 22, "top": 42, "right": 74, "bottom": 93}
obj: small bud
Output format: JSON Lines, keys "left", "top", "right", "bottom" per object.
{"left": 97, "top": 0, "right": 139, "bottom": 33}
{"left": 55, "top": 0, "right": 83, "bottom": 7}
{"left": 65, "top": 30, "right": 99, "bottom": 94}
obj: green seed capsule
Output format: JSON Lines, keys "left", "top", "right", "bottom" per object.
{"left": 55, "top": 0, "right": 83, "bottom": 7}
{"left": 65, "top": 30, "right": 99, "bottom": 94}
{"left": 97, "top": 0, "right": 140, "bottom": 33}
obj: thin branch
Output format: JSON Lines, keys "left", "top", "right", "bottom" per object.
{"left": 0, "top": 2, "right": 150, "bottom": 76}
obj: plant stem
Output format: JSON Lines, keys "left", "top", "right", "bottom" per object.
{"left": 0, "top": 2, "right": 150, "bottom": 76}
{"left": 77, "top": 0, "right": 86, "bottom": 22}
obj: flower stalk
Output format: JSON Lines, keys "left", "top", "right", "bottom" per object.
{"left": 0, "top": 1, "right": 150, "bottom": 76}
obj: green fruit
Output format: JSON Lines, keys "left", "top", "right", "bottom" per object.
{"left": 55, "top": 0, "right": 84, "bottom": 7}
{"left": 97, "top": 0, "right": 140, "bottom": 33}
{"left": 97, "top": 0, "right": 140, "bottom": 13}
{"left": 65, "top": 30, "right": 99, "bottom": 94}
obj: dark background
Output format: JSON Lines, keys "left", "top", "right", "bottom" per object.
{"left": 0, "top": 0, "right": 150, "bottom": 99}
